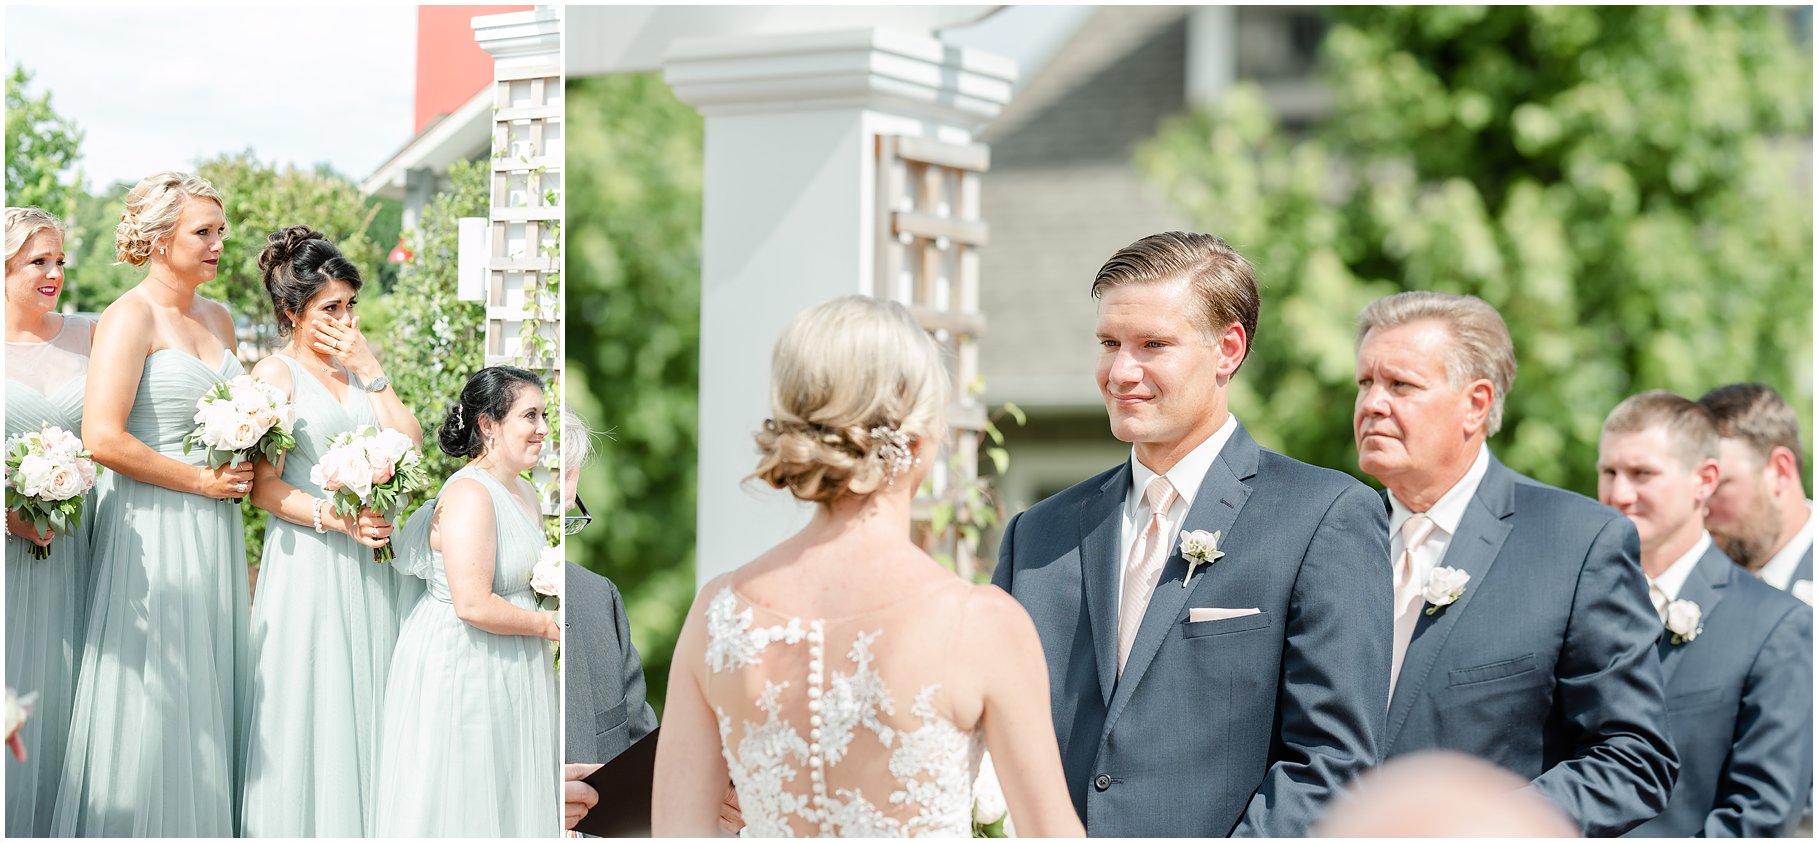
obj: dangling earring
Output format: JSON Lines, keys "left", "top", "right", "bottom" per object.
{"left": 158, "top": 246, "right": 166, "bottom": 255}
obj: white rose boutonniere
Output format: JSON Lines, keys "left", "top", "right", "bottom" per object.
{"left": 1421, "top": 566, "right": 1471, "bottom": 615}
{"left": 1664, "top": 599, "right": 1702, "bottom": 644}
{"left": 1178, "top": 529, "right": 1225, "bottom": 589}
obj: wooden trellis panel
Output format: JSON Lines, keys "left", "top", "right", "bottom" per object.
{"left": 876, "top": 134, "right": 991, "bottom": 580}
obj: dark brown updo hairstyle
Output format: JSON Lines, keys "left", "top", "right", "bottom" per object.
{"left": 256, "top": 225, "right": 363, "bottom": 336}
{"left": 438, "top": 366, "right": 546, "bottom": 459}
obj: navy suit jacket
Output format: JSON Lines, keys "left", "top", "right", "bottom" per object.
{"left": 993, "top": 423, "right": 1391, "bottom": 837}
{"left": 1382, "top": 453, "right": 1678, "bottom": 836}
{"left": 1626, "top": 543, "right": 1813, "bottom": 837}
{"left": 563, "top": 565, "right": 659, "bottom": 765}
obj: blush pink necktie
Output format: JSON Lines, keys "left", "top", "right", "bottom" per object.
{"left": 1388, "top": 514, "right": 1437, "bottom": 697}
{"left": 1117, "top": 476, "right": 1179, "bottom": 677}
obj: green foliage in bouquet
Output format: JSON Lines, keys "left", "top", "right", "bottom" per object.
{"left": 181, "top": 381, "right": 297, "bottom": 469}
{"left": 1138, "top": 6, "right": 1812, "bottom": 497}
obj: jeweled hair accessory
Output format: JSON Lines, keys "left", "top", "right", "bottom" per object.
{"left": 452, "top": 404, "right": 466, "bottom": 431}
{"left": 869, "top": 425, "right": 916, "bottom": 485}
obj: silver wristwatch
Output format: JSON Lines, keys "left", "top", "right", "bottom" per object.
{"left": 366, "top": 375, "right": 392, "bottom": 393}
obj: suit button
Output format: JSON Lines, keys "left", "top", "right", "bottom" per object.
{"left": 1094, "top": 774, "right": 1112, "bottom": 791}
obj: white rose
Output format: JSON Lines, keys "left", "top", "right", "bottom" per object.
{"left": 4, "top": 687, "right": 33, "bottom": 738}
{"left": 1664, "top": 599, "right": 1702, "bottom": 642}
{"left": 37, "top": 427, "right": 81, "bottom": 459}
{"left": 1178, "top": 529, "right": 1221, "bottom": 562}
{"left": 1422, "top": 566, "right": 1471, "bottom": 609}
{"left": 972, "top": 750, "right": 1008, "bottom": 826}
{"left": 199, "top": 401, "right": 243, "bottom": 449}
{"left": 367, "top": 429, "right": 413, "bottom": 467}
{"left": 531, "top": 549, "right": 564, "bottom": 598}
{"left": 74, "top": 456, "right": 96, "bottom": 488}
{"left": 15, "top": 454, "right": 56, "bottom": 498}
{"left": 223, "top": 420, "right": 261, "bottom": 452}
{"left": 310, "top": 457, "right": 344, "bottom": 493}
{"left": 341, "top": 453, "right": 375, "bottom": 500}
{"left": 41, "top": 463, "right": 83, "bottom": 501}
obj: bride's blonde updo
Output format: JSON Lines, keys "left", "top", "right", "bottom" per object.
{"left": 751, "top": 295, "right": 950, "bottom": 505}
{"left": 114, "top": 171, "right": 223, "bottom": 267}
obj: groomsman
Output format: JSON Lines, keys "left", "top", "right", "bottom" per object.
{"left": 995, "top": 232, "right": 1391, "bottom": 836}
{"left": 1697, "top": 384, "right": 1813, "bottom": 602}
{"left": 1351, "top": 291, "right": 1677, "bottom": 836}
{"left": 1596, "top": 391, "right": 1813, "bottom": 837}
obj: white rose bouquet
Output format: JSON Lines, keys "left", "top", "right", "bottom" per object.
{"left": 183, "top": 374, "right": 296, "bottom": 502}
{"left": 972, "top": 750, "right": 1013, "bottom": 837}
{"left": 531, "top": 545, "right": 563, "bottom": 610}
{"left": 5, "top": 424, "right": 100, "bottom": 560}
{"left": 310, "top": 426, "right": 429, "bottom": 563}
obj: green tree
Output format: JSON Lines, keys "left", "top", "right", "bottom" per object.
{"left": 5, "top": 64, "right": 84, "bottom": 222}
{"left": 566, "top": 72, "right": 704, "bottom": 714}
{"left": 65, "top": 180, "right": 143, "bottom": 313}
{"left": 1138, "top": 6, "right": 1812, "bottom": 496}
{"left": 386, "top": 156, "right": 490, "bottom": 487}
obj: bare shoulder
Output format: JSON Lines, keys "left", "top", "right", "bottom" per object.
{"left": 960, "top": 581, "right": 1039, "bottom": 643}
{"left": 250, "top": 354, "right": 292, "bottom": 393}
{"left": 91, "top": 292, "right": 151, "bottom": 355}
{"left": 435, "top": 476, "right": 495, "bottom": 528}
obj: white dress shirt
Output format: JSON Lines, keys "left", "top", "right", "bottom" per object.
{"left": 1650, "top": 531, "right": 1712, "bottom": 602}
{"left": 1118, "top": 414, "right": 1239, "bottom": 614}
{"left": 1755, "top": 501, "right": 1813, "bottom": 591}
{"left": 1387, "top": 444, "right": 1493, "bottom": 590}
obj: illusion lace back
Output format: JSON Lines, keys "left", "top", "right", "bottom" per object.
{"left": 702, "top": 579, "right": 984, "bottom": 837}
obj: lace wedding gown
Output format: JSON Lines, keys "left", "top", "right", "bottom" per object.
{"left": 701, "top": 576, "right": 984, "bottom": 837}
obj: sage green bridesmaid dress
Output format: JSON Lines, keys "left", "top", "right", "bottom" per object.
{"left": 52, "top": 348, "right": 252, "bottom": 837}
{"left": 239, "top": 354, "right": 423, "bottom": 836}
{"left": 4, "top": 315, "right": 94, "bottom": 837}
{"left": 370, "top": 464, "right": 559, "bottom": 837}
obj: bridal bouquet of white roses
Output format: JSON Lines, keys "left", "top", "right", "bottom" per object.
{"left": 531, "top": 545, "right": 563, "bottom": 610}
{"left": 183, "top": 374, "right": 296, "bottom": 502}
{"left": 4, "top": 424, "right": 99, "bottom": 560}
{"left": 310, "top": 426, "right": 429, "bottom": 563}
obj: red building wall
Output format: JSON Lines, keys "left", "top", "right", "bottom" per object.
{"left": 415, "top": 5, "right": 533, "bottom": 134}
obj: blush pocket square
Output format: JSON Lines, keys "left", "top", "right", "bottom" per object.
{"left": 1189, "top": 607, "right": 1261, "bottom": 623}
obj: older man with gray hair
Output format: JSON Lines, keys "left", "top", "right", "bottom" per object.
{"left": 559, "top": 407, "right": 659, "bottom": 831}
{"left": 1351, "top": 291, "right": 1676, "bottom": 836}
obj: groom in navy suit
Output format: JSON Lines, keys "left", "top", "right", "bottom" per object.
{"left": 1352, "top": 291, "right": 1677, "bottom": 836}
{"left": 1596, "top": 391, "right": 1812, "bottom": 836}
{"left": 994, "top": 232, "right": 1391, "bottom": 836}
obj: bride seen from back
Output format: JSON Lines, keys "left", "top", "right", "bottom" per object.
{"left": 651, "top": 295, "right": 1084, "bottom": 837}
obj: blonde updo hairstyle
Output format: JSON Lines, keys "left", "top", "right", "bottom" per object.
{"left": 751, "top": 296, "right": 950, "bottom": 505}
{"left": 114, "top": 171, "right": 223, "bottom": 267}
{"left": 6, "top": 206, "right": 66, "bottom": 265}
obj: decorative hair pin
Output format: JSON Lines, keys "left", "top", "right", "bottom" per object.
{"left": 453, "top": 404, "right": 466, "bottom": 431}
{"left": 870, "top": 425, "right": 917, "bottom": 485}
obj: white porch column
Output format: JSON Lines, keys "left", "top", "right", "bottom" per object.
{"left": 664, "top": 29, "right": 1015, "bottom": 585}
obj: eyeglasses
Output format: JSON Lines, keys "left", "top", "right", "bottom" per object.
{"left": 563, "top": 495, "right": 592, "bottom": 536}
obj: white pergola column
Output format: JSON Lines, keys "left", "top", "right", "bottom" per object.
{"left": 664, "top": 29, "right": 1015, "bottom": 585}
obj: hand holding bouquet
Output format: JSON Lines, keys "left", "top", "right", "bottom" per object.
{"left": 5, "top": 424, "right": 99, "bottom": 560}
{"left": 310, "top": 426, "right": 429, "bottom": 562}
{"left": 183, "top": 374, "right": 296, "bottom": 502}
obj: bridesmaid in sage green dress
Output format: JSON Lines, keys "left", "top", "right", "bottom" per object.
{"left": 239, "top": 226, "right": 424, "bottom": 836}
{"left": 372, "top": 366, "right": 561, "bottom": 837}
{"left": 4, "top": 208, "right": 95, "bottom": 837}
{"left": 54, "top": 173, "right": 256, "bottom": 837}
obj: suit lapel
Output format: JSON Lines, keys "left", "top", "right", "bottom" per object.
{"left": 1386, "top": 456, "right": 1516, "bottom": 749}
{"left": 1080, "top": 462, "right": 1132, "bottom": 707}
{"left": 1659, "top": 543, "right": 1730, "bottom": 687}
{"left": 1104, "top": 426, "right": 1259, "bottom": 731}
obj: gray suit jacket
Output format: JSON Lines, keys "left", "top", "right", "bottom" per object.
{"left": 993, "top": 424, "right": 1391, "bottom": 837}
{"left": 563, "top": 565, "right": 659, "bottom": 765}
{"left": 1626, "top": 543, "right": 1813, "bottom": 837}
{"left": 1383, "top": 453, "right": 1677, "bottom": 836}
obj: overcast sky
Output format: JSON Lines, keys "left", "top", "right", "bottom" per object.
{"left": 6, "top": 5, "right": 417, "bottom": 192}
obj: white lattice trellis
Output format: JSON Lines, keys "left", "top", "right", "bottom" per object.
{"left": 876, "top": 134, "right": 993, "bottom": 580}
